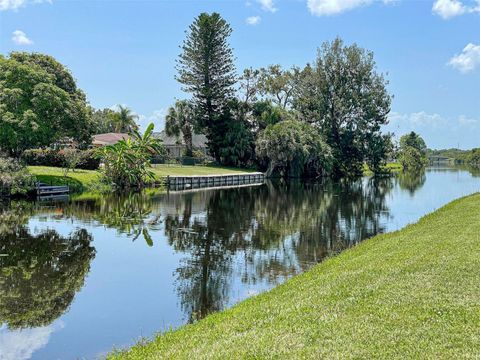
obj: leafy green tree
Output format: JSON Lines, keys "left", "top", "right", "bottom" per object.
{"left": 251, "top": 101, "right": 291, "bottom": 130}
{"left": 165, "top": 100, "right": 196, "bottom": 157}
{"left": 398, "top": 146, "right": 428, "bottom": 171}
{"left": 90, "top": 107, "right": 117, "bottom": 133}
{"left": 292, "top": 38, "right": 392, "bottom": 177}
{"left": 258, "top": 64, "right": 300, "bottom": 109}
{"left": 399, "top": 131, "right": 427, "bottom": 154}
{"left": 238, "top": 67, "right": 261, "bottom": 104}
{"left": 256, "top": 120, "right": 333, "bottom": 178}
{"left": 96, "top": 123, "right": 164, "bottom": 189}
{"left": 0, "top": 52, "right": 91, "bottom": 156}
{"left": 398, "top": 132, "right": 428, "bottom": 171}
{"left": 206, "top": 99, "right": 255, "bottom": 167}
{"left": 364, "top": 133, "right": 394, "bottom": 174}
{"left": 113, "top": 105, "right": 139, "bottom": 133}
{"left": 467, "top": 148, "right": 480, "bottom": 165}
{"left": 176, "top": 12, "right": 236, "bottom": 161}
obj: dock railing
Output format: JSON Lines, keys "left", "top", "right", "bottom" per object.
{"left": 166, "top": 172, "right": 265, "bottom": 191}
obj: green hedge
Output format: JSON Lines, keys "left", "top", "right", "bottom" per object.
{"left": 22, "top": 149, "right": 100, "bottom": 170}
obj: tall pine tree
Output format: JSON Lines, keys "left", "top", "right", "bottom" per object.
{"left": 176, "top": 12, "right": 236, "bottom": 161}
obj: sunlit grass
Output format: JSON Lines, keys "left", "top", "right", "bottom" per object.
{"left": 109, "top": 193, "right": 480, "bottom": 359}
{"left": 363, "top": 162, "right": 403, "bottom": 176}
{"left": 151, "top": 164, "right": 257, "bottom": 177}
{"left": 28, "top": 166, "right": 100, "bottom": 192}
{"left": 28, "top": 165, "right": 257, "bottom": 192}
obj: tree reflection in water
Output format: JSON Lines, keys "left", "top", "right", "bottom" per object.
{"left": 397, "top": 169, "right": 426, "bottom": 196}
{"left": 164, "top": 176, "right": 397, "bottom": 322}
{"left": 0, "top": 203, "right": 96, "bottom": 329}
{"left": 62, "top": 192, "right": 163, "bottom": 246}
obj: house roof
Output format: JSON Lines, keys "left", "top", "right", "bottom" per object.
{"left": 92, "top": 133, "right": 130, "bottom": 146}
{"left": 153, "top": 131, "right": 207, "bottom": 148}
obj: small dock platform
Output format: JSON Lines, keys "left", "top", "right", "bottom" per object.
{"left": 166, "top": 172, "right": 265, "bottom": 191}
{"left": 36, "top": 183, "right": 70, "bottom": 197}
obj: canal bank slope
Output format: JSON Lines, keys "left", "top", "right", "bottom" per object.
{"left": 110, "top": 193, "right": 480, "bottom": 359}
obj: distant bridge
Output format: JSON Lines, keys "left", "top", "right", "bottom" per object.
{"left": 428, "top": 156, "right": 454, "bottom": 165}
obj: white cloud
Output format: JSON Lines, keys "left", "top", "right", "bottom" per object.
{"left": 432, "top": 0, "right": 467, "bottom": 18}
{"left": 0, "top": 0, "right": 50, "bottom": 11}
{"left": 307, "top": 0, "right": 374, "bottom": 16}
{"left": 257, "top": 0, "right": 277, "bottom": 12}
{"left": 11, "top": 30, "right": 33, "bottom": 45}
{"left": 448, "top": 43, "right": 480, "bottom": 73}
{"left": 432, "top": 0, "right": 480, "bottom": 18}
{"left": 137, "top": 109, "right": 167, "bottom": 132}
{"left": 0, "top": 0, "right": 25, "bottom": 11}
{"left": 246, "top": 15, "right": 261, "bottom": 25}
{"left": 385, "top": 111, "right": 480, "bottom": 149}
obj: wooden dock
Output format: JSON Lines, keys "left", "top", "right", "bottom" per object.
{"left": 166, "top": 172, "right": 265, "bottom": 191}
{"left": 36, "top": 183, "right": 70, "bottom": 197}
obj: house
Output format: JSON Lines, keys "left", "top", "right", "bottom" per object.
{"left": 153, "top": 131, "right": 208, "bottom": 158}
{"left": 92, "top": 133, "right": 130, "bottom": 147}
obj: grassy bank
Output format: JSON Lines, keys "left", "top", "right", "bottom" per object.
{"left": 151, "top": 164, "right": 257, "bottom": 177}
{"left": 363, "top": 162, "right": 403, "bottom": 176}
{"left": 110, "top": 193, "right": 480, "bottom": 359}
{"left": 28, "top": 165, "right": 257, "bottom": 192}
{"left": 28, "top": 166, "right": 100, "bottom": 192}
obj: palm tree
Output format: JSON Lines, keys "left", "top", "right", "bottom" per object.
{"left": 165, "top": 100, "right": 195, "bottom": 157}
{"left": 114, "top": 105, "right": 139, "bottom": 133}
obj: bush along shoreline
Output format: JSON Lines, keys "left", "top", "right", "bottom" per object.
{"left": 108, "top": 193, "right": 480, "bottom": 360}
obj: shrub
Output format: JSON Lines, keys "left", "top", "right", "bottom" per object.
{"left": 96, "top": 123, "right": 164, "bottom": 189}
{"left": 256, "top": 120, "right": 333, "bottom": 178}
{"left": 21, "top": 149, "right": 100, "bottom": 170}
{"left": 0, "top": 156, "right": 36, "bottom": 196}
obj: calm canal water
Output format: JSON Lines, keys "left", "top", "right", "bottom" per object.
{"left": 1, "top": 166, "right": 479, "bottom": 360}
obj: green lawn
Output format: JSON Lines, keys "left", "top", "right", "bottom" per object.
{"left": 28, "top": 165, "right": 257, "bottom": 192}
{"left": 28, "top": 166, "right": 100, "bottom": 192}
{"left": 363, "top": 162, "right": 403, "bottom": 176}
{"left": 151, "top": 164, "right": 257, "bottom": 177}
{"left": 109, "top": 193, "right": 480, "bottom": 359}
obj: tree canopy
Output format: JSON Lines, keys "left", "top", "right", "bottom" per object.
{"left": 292, "top": 38, "right": 393, "bottom": 177}
{"left": 398, "top": 132, "right": 428, "bottom": 171}
{"left": 0, "top": 52, "right": 92, "bottom": 155}
{"left": 256, "top": 120, "right": 333, "bottom": 178}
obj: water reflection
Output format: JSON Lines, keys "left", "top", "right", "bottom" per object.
{"left": 396, "top": 170, "right": 426, "bottom": 195}
{"left": 0, "top": 220, "right": 95, "bottom": 329}
{"left": 162, "top": 176, "right": 395, "bottom": 322}
{"left": 1, "top": 167, "right": 479, "bottom": 359}
{"left": 61, "top": 192, "right": 162, "bottom": 246}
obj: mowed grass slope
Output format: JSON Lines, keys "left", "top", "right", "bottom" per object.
{"left": 110, "top": 193, "right": 480, "bottom": 359}
{"left": 28, "top": 166, "right": 100, "bottom": 192}
{"left": 151, "top": 164, "right": 257, "bottom": 177}
{"left": 28, "top": 165, "right": 257, "bottom": 192}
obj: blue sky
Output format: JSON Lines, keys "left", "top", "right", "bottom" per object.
{"left": 1, "top": 0, "right": 479, "bottom": 149}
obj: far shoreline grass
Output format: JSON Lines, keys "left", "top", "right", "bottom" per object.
{"left": 150, "top": 164, "right": 257, "bottom": 177}
{"left": 363, "top": 162, "right": 403, "bottom": 176}
{"left": 27, "top": 165, "right": 258, "bottom": 193}
{"left": 109, "top": 193, "right": 480, "bottom": 359}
